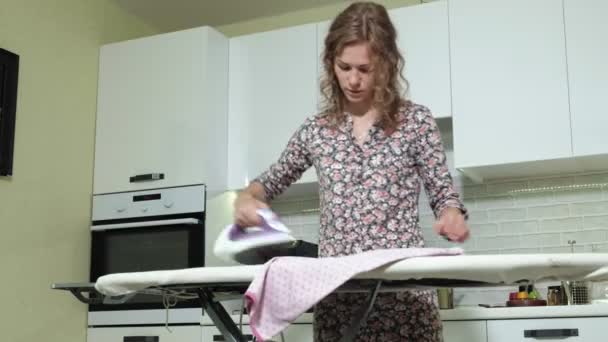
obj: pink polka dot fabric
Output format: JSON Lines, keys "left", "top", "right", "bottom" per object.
{"left": 244, "top": 247, "right": 463, "bottom": 341}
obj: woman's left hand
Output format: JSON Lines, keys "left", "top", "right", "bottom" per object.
{"left": 433, "top": 207, "right": 470, "bottom": 243}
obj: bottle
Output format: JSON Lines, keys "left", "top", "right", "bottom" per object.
{"left": 547, "top": 286, "right": 562, "bottom": 306}
{"left": 517, "top": 285, "right": 529, "bottom": 300}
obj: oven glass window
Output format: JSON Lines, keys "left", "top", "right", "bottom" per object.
{"left": 104, "top": 228, "right": 190, "bottom": 274}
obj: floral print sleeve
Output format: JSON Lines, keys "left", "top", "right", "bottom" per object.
{"left": 412, "top": 106, "right": 467, "bottom": 219}
{"left": 252, "top": 118, "right": 314, "bottom": 201}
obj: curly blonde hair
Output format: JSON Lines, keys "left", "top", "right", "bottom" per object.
{"left": 319, "top": 2, "right": 408, "bottom": 131}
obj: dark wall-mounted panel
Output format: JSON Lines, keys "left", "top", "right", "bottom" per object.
{"left": 0, "top": 48, "right": 19, "bottom": 176}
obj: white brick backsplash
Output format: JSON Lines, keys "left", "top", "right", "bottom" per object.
{"left": 477, "top": 235, "right": 521, "bottom": 250}
{"left": 463, "top": 184, "right": 487, "bottom": 198}
{"left": 571, "top": 201, "right": 608, "bottom": 216}
{"left": 583, "top": 215, "right": 608, "bottom": 229}
{"left": 476, "top": 195, "right": 514, "bottom": 210}
{"left": 527, "top": 204, "right": 570, "bottom": 219}
{"left": 467, "top": 210, "right": 489, "bottom": 224}
{"left": 271, "top": 171, "right": 608, "bottom": 255}
{"left": 514, "top": 192, "right": 552, "bottom": 206}
{"left": 519, "top": 233, "right": 561, "bottom": 248}
{"left": 562, "top": 229, "right": 608, "bottom": 245}
{"left": 541, "top": 245, "right": 587, "bottom": 253}
{"left": 539, "top": 217, "right": 582, "bottom": 232}
{"left": 499, "top": 247, "right": 542, "bottom": 254}
{"left": 488, "top": 208, "right": 527, "bottom": 221}
{"left": 500, "top": 220, "right": 538, "bottom": 234}
{"left": 554, "top": 188, "right": 602, "bottom": 203}
{"left": 470, "top": 223, "right": 499, "bottom": 236}
{"left": 486, "top": 181, "right": 529, "bottom": 195}
{"left": 590, "top": 243, "right": 608, "bottom": 252}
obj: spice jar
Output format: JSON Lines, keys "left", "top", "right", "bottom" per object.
{"left": 547, "top": 286, "right": 562, "bottom": 306}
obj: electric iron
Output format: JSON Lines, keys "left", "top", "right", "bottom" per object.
{"left": 213, "top": 208, "right": 298, "bottom": 265}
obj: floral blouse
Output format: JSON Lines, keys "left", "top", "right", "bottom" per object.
{"left": 254, "top": 102, "right": 467, "bottom": 258}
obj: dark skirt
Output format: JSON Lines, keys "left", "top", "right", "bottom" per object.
{"left": 313, "top": 290, "right": 443, "bottom": 342}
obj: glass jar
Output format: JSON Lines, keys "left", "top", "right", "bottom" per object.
{"left": 547, "top": 286, "right": 562, "bottom": 306}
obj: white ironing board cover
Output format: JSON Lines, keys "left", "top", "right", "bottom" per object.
{"left": 95, "top": 253, "right": 608, "bottom": 296}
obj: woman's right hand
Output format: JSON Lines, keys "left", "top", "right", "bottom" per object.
{"left": 233, "top": 191, "right": 269, "bottom": 228}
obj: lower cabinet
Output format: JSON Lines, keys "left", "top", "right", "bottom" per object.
{"left": 201, "top": 324, "right": 313, "bottom": 341}
{"left": 443, "top": 321, "right": 487, "bottom": 342}
{"left": 487, "top": 317, "right": 608, "bottom": 342}
{"left": 87, "top": 326, "right": 201, "bottom": 342}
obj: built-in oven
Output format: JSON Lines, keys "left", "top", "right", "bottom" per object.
{"left": 88, "top": 184, "right": 206, "bottom": 326}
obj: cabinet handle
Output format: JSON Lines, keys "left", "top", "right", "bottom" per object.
{"left": 124, "top": 337, "right": 159, "bottom": 342}
{"left": 213, "top": 334, "right": 254, "bottom": 341}
{"left": 524, "top": 328, "right": 579, "bottom": 338}
{"left": 129, "top": 173, "right": 165, "bottom": 183}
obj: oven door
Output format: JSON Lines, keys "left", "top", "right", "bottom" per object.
{"left": 89, "top": 214, "right": 204, "bottom": 311}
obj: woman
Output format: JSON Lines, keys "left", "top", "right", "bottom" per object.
{"left": 234, "top": 2, "right": 469, "bottom": 341}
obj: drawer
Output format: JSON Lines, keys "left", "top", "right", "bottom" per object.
{"left": 87, "top": 326, "right": 201, "bottom": 342}
{"left": 487, "top": 317, "right": 608, "bottom": 342}
{"left": 443, "top": 321, "right": 487, "bottom": 342}
{"left": 202, "top": 324, "right": 313, "bottom": 342}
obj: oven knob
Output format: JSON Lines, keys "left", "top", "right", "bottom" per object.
{"left": 141, "top": 207, "right": 148, "bottom": 213}
{"left": 116, "top": 207, "right": 126, "bottom": 213}
{"left": 163, "top": 201, "right": 174, "bottom": 209}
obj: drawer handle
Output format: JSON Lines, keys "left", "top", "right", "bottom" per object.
{"left": 524, "top": 329, "right": 579, "bottom": 338}
{"left": 129, "top": 173, "right": 165, "bottom": 183}
{"left": 213, "top": 334, "right": 254, "bottom": 341}
{"left": 124, "top": 337, "right": 159, "bottom": 342}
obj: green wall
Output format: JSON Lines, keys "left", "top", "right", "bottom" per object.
{"left": 0, "top": 1, "right": 158, "bottom": 341}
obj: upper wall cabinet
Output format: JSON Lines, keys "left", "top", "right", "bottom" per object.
{"left": 227, "top": 23, "right": 318, "bottom": 191}
{"left": 93, "top": 27, "right": 229, "bottom": 195}
{"left": 565, "top": 0, "right": 608, "bottom": 157}
{"left": 391, "top": 1, "right": 452, "bottom": 119}
{"left": 449, "top": 0, "right": 572, "bottom": 181}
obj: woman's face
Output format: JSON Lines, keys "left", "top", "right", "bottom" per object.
{"left": 334, "top": 42, "right": 375, "bottom": 107}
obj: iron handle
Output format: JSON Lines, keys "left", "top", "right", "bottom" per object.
{"left": 129, "top": 173, "right": 164, "bottom": 183}
{"left": 124, "top": 337, "right": 159, "bottom": 342}
{"left": 524, "top": 328, "right": 579, "bottom": 338}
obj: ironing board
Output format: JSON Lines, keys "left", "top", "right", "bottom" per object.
{"left": 52, "top": 253, "right": 608, "bottom": 342}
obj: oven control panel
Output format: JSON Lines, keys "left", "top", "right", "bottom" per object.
{"left": 92, "top": 184, "right": 206, "bottom": 221}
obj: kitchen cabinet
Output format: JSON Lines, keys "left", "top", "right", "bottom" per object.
{"left": 449, "top": 0, "right": 572, "bottom": 181}
{"left": 93, "top": 27, "right": 229, "bottom": 195}
{"left": 390, "top": 0, "right": 452, "bottom": 119}
{"left": 565, "top": 0, "right": 608, "bottom": 157}
{"left": 201, "top": 323, "right": 313, "bottom": 341}
{"left": 487, "top": 317, "right": 608, "bottom": 342}
{"left": 227, "top": 23, "right": 318, "bottom": 191}
{"left": 88, "top": 325, "right": 201, "bottom": 342}
{"left": 443, "top": 320, "right": 487, "bottom": 342}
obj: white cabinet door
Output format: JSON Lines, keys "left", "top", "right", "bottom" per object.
{"left": 391, "top": 1, "right": 452, "bottom": 118}
{"left": 449, "top": 0, "right": 572, "bottom": 170}
{"left": 443, "top": 320, "right": 487, "bottom": 342}
{"left": 487, "top": 317, "right": 608, "bottom": 342}
{"left": 565, "top": 0, "right": 608, "bottom": 157}
{"left": 227, "top": 24, "right": 318, "bottom": 190}
{"left": 201, "top": 324, "right": 313, "bottom": 341}
{"left": 88, "top": 326, "right": 201, "bottom": 342}
{"left": 94, "top": 27, "right": 229, "bottom": 195}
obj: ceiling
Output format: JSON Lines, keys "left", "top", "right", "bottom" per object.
{"left": 114, "top": 0, "right": 349, "bottom": 32}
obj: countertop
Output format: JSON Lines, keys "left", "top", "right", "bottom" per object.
{"left": 201, "top": 304, "right": 608, "bottom": 325}
{"left": 440, "top": 303, "right": 608, "bottom": 321}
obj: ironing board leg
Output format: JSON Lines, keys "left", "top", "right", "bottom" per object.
{"left": 197, "top": 288, "right": 248, "bottom": 342}
{"left": 338, "top": 280, "right": 383, "bottom": 342}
